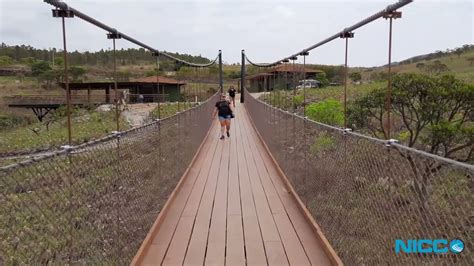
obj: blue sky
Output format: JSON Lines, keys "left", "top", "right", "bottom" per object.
{"left": 0, "top": 0, "right": 473, "bottom": 66}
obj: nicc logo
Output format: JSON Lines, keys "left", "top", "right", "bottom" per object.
{"left": 395, "top": 239, "right": 465, "bottom": 254}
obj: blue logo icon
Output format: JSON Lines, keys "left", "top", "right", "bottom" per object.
{"left": 395, "top": 239, "right": 464, "bottom": 254}
{"left": 449, "top": 239, "right": 464, "bottom": 254}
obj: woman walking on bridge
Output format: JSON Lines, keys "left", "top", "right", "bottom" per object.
{"left": 212, "top": 94, "right": 234, "bottom": 140}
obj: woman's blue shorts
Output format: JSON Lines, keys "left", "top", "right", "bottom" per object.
{"left": 218, "top": 115, "right": 232, "bottom": 121}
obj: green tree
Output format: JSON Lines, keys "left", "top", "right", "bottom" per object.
{"left": 0, "top": 55, "right": 14, "bottom": 66}
{"left": 54, "top": 57, "right": 64, "bottom": 66}
{"left": 423, "top": 60, "right": 450, "bottom": 75}
{"left": 69, "top": 66, "right": 86, "bottom": 81}
{"left": 306, "top": 98, "right": 344, "bottom": 126}
{"left": 415, "top": 62, "right": 425, "bottom": 71}
{"left": 31, "top": 61, "right": 52, "bottom": 76}
{"left": 348, "top": 73, "right": 473, "bottom": 217}
{"left": 39, "top": 70, "right": 58, "bottom": 89}
{"left": 349, "top": 72, "right": 362, "bottom": 83}
{"left": 20, "top": 57, "right": 36, "bottom": 65}
{"left": 314, "top": 72, "right": 330, "bottom": 87}
{"left": 348, "top": 73, "right": 473, "bottom": 162}
{"left": 453, "top": 48, "right": 463, "bottom": 58}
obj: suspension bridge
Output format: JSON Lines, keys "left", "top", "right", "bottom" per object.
{"left": 1, "top": 0, "right": 472, "bottom": 265}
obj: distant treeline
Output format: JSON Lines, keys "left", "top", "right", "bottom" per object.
{"left": 0, "top": 43, "right": 211, "bottom": 69}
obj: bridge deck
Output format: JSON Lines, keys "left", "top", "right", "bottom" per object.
{"left": 135, "top": 100, "right": 334, "bottom": 265}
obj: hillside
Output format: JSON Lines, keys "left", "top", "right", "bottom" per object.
{"left": 362, "top": 46, "right": 474, "bottom": 83}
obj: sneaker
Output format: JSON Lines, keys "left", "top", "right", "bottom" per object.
{"left": 226, "top": 131, "right": 230, "bottom": 137}
{"left": 220, "top": 135, "right": 225, "bottom": 140}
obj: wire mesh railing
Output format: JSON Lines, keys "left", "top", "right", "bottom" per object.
{"left": 0, "top": 92, "right": 219, "bottom": 264}
{"left": 244, "top": 90, "right": 473, "bottom": 265}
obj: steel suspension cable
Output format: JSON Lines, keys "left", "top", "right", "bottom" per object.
{"left": 244, "top": 0, "right": 412, "bottom": 66}
{"left": 43, "top": 0, "right": 219, "bottom": 68}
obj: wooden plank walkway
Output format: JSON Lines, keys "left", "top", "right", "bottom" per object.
{"left": 134, "top": 99, "right": 337, "bottom": 265}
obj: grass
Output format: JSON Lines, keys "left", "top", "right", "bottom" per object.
{"left": 149, "top": 101, "right": 196, "bottom": 120}
{"left": 260, "top": 82, "right": 384, "bottom": 114}
{"left": 0, "top": 108, "right": 129, "bottom": 153}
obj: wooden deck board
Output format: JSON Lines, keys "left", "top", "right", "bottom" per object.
{"left": 137, "top": 98, "right": 336, "bottom": 265}
{"left": 235, "top": 114, "right": 268, "bottom": 265}
{"left": 225, "top": 119, "right": 246, "bottom": 266}
{"left": 242, "top": 114, "right": 333, "bottom": 266}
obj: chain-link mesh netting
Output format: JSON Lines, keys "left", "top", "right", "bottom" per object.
{"left": 0, "top": 93, "right": 219, "bottom": 264}
{"left": 245, "top": 90, "right": 473, "bottom": 265}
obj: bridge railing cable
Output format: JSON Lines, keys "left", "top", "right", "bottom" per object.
{"left": 0, "top": 92, "right": 220, "bottom": 264}
{"left": 244, "top": 90, "right": 473, "bottom": 265}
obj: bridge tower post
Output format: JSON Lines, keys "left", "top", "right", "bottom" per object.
{"left": 383, "top": 11, "right": 402, "bottom": 140}
{"left": 339, "top": 31, "right": 354, "bottom": 130}
{"left": 219, "top": 50, "right": 223, "bottom": 93}
{"left": 240, "top": 50, "right": 245, "bottom": 103}
{"left": 290, "top": 56, "right": 298, "bottom": 112}
{"left": 52, "top": 8, "right": 74, "bottom": 145}
{"left": 299, "top": 51, "right": 309, "bottom": 117}
{"left": 152, "top": 51, "right": 161, "bottom": 119}
{"left": 107, "top": 32, "right": 122, "bottom": 131}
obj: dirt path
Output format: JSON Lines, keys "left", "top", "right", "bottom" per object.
{"left": 121, "top": 103, "right": 158, "bottom": 127}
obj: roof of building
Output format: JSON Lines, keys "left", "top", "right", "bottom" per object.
{"left": 132, "top": 76, "right": 186, "bottom": 85}
{"left": 245, "top": 73, "right": 274, "bottom": 80}
{"left": 270, "top": 64, "right": 323, "bottom": 73}
{"left": 60, "top": 76, "right": 186, "bottom": 90}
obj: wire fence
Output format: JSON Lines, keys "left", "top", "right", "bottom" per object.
{"left": 0, "top": 92, "right": 219, "bottom": 264}
{"left": 245, "top": 90, "right": 473, "bottom": 265}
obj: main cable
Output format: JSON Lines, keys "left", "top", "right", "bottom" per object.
{"left": 245, "top": 0, "right": 412, "bottom": 67}
{"left": 43, "top": 0, "right": 219, "bottom": 68}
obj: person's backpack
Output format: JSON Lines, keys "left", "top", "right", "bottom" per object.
{"left": 218, "top": 101, "right": 231, "bottom": 114}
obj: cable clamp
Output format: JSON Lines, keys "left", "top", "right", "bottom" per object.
{"left": 385, "top": 138, "right": 399, "bottom": 147}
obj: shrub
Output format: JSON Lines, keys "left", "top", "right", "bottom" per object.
{"left": 31, "top": 61, "right": 51, "bottom": 76}
{"left": 0, "top": 55, "right": 14, "bottom": 66}
{"left": 306, "top": 98, "right": 344, "bottom": 126}
{"left": 0, "top": 114, "right": 31, "bottom": 130}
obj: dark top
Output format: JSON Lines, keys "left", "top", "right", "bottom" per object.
{"left": 215, "top": 100, "right": 232, "bottom": 116}
{"left": 228, "top": 88, "right": 236, "bottom": 97}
